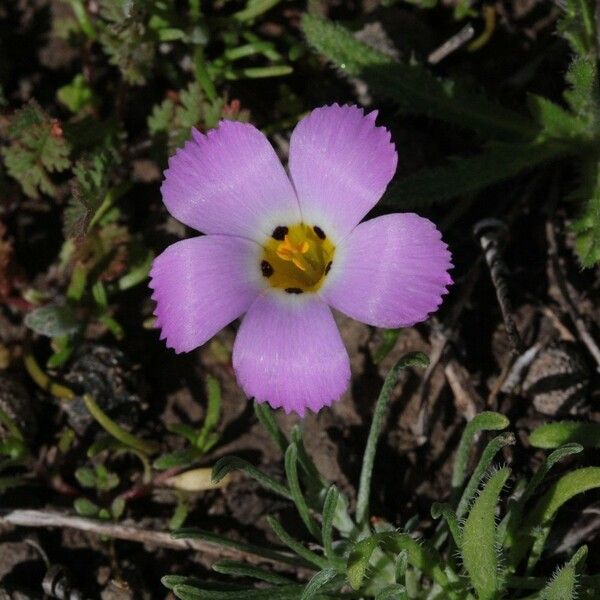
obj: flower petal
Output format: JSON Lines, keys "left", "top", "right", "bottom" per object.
{"left": 288, "top": 104, "right": 397, "bottom": 240}
{"left": 161, "top": 121, "right": 300, "bottom": 240}
{"left": 321, "top": 214, "right": 452, "bottom": 328}
{"left": 233, "top": 293, "right": 350, "bottom": 416}
{"left": 149, "top": 235, "right": 264, "bottom": 353}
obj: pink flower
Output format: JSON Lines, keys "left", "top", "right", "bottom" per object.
{"left": 149, "top": 104, "right": 452, "bottom": 416}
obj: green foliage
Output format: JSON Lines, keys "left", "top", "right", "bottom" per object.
{"left": 571, "top": 159, "right": 600, "bottom": 266}
{"left": 63, "top": 149, "right": 113, "bottom": 239}
{"left": 154, "top": 375, "right": 222, "bottom": 470}
{"left": 461, "top": 467, "right": 510, "bottom": 600}
{"left": 97, "top": 0, "right": 156, "bottom": 85}
{"left": 1, "top": 101, "right": 71, "bottom": 198}
{"left": 530, "top": 421, "right": 600, "bottom": 448}
{"left": 57, "top": 74, "right": 98, "bottom": 113}
{"left": 356, "top": 351, "right": 429, "bottom": 525}
{"left": 301, "top": 14, "right": 536, "bottom": 141}
{"left": 168, "top": 356, "right": 600, "bottom": 598}
{"left": 24, "top": 304, "right": 80, "bottom": 338}
{"left": 302, "top": 7, "right": 600, "bottom": 265}
{"left": 541, "top": 545, "right": 586, "bottom": 600}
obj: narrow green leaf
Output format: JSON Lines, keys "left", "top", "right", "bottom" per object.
{"left": 513, "top": 468, "right": 600, "bottom": 569}
{"left": 266, "top": 515, "right": 329, "bottom": 570}
{"left": 172, "top": 528, "right": 303, "bottom": 568}
{"left": 153, "top": 447, "right": 201, "bottom": 470}
{"left": 452, "top": 412, "right": 510, "bottom": 490}
{"left": 373, "top": 329, "right": 401, "bottom": 364}
{"left": 431, "top": 502, "right": 462, "bottom": 547}
{"left": 524, "top": 467, "right": 600, "bottom": 531}
{"left": 196, "top": 375, "right": 221, "bottom": 451}
{"left": 322, "top": 485, "right": 339, "bottom": 561}
{"left": 213, "top": 560, "right": 294, "bottom": 585}
{"left": 285, "top": 443, "right": 321, "bottom": 539}
{"left": 375, "top": 584, "right": 408, "bottom": 600}
{"left": 456, "top": 432, "right": 515, "bottom": 519}
{"left": 461, "top": 467, "right": 511, "bottom": 600}
{"left": 356, "top": 352, "right": 429, "bottom": 525}
{"left": 254, "top": 402, "right": 288, "bottom": 455}
{"left": 83, "top": 394, "right": 159, "bottom": 455}
{"left": 301, "top": 15, "right": 536, "bottom": 141}
{"left": 504, "top": 444, "right": 582, "bottom": 556}
{"left": 300, "top": 568, "right": 340, "bottom": 600}
{"left": 173, "top": 585, "right": 308, "bottom": 600}
{"left": 212, "top": 456, "right": 291, "bottom": 500}
{"left": 381, "top": 141, "right": 566, "bottom": 209}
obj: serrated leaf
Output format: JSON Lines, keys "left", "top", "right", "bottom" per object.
{"left": 461, "top": 467, "right": 511, "bottom": 600}
{"left": 301, "top": 14, "right": 536, "bottom": 141}
{"left": 98, "top": 0, "right": 155, "bottom": 85}
{"left": 57, "top": 74, "right": 98, "bottom": 113}
{"left": 527, "top": 94, "right": 587, "bottom": 139}
{"left": 1, "top": 101, "right": 71, "bottom": 198}
{"left": 24, "top": 304, "right": 80, "bottom": 337}
{"left": 63, "top": 150, "right": 113, "bottom": 238}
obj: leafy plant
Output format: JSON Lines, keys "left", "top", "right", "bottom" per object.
{"left": 1, "top": 101, "right": 71, "bottom": 198}
{"left": 165, "top": 353, "right": 600, "bottom": 599}
{"left": 301, "top": 0, "right": 600, "bottom": 266}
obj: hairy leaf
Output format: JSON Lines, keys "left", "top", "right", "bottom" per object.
{"left": 530, "top": 421, "right": 600, "bottom": 448}
{"left": 381, "top": 140, "right": 567, "bottom": 209}
{"left": 461, "top": 467, "right": 511, "bottom": 600}
{"left": 301, "top": 14, "right": 536, "bottom": 141}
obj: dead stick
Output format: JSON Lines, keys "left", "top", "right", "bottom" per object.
{"left": 474, "top": 219, "right": 525, "bottom": 354}
{"left": 0, "top": 509, "right": 296, "bottom": 568}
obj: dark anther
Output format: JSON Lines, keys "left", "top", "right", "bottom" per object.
{"left": 313, "top": 225, "right": 326, "bottom": 240}
{"left": 272, "top": 226, "right": 288, "bottom": 240}
{"left": 261, "top": 260, "right": 274, "bottom": 278}
{"left": 285, "top": 287, "right": 304, "bottom": 294}
{"left": 325, "top": 261, "right": 332, "bottom": 275}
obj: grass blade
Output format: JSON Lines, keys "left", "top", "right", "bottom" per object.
{"left": 356, "top": 352, "right": 429, "bottom": 526}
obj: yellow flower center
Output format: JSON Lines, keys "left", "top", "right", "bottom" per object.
{"left": 261, "top": 223, "right": 335, "bottom": 294}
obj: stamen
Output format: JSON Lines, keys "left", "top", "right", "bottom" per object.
{"left": 285, "top": 287, "right": 304, "bottom": 294}
{"left": 261, "top": 260, "right": 274, "bottom": 278}
{"left": 276, "top": 235, "right": 311, "bottom": 272}
{"left": 272, "top": 226, "right": 288, "bottom": 241}
{"left": 313, "top": 226, "right": 326, "bottom": 240}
